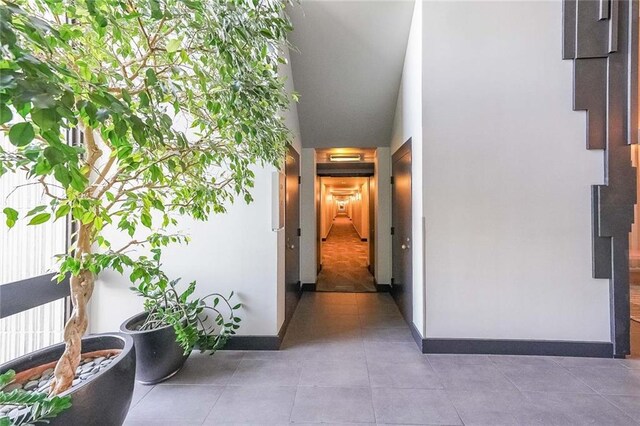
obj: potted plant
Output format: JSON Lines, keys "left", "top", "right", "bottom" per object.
{"left": 120, "top": 256, "right": 242, "bottom": 385}
{"left": 0, "top": 0, "right": 294, "bottom": 423}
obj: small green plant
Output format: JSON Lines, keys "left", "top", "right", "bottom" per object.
{"left": 129, "top": 251, "right": 241, "bottom": 353}
{"left": 0, "top": 370, "right": 71, "bottom": 426}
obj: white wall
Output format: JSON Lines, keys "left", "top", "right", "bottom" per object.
{"left": 90, "top": 48, "right": 303, "bottom": 336}
{"left": 300, "top": 148, "right": 317, "bottom": 284}
{"left": 421, "top": 1, "right": 609, "bottom": 342}
{"left": 390, "top": 0, "right": 424, "bottom": 334}
{"left": 374, "top": 148, "right": 392, "bottom": 285}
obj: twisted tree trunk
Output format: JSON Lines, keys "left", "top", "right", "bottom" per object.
{"left": 50, "top": 125, "right": 101, "bottom": 395}
{"left": 50, "top": 224, "right": 95, "bottom": 395}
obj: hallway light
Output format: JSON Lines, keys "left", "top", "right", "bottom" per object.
{"left": 329, "top": 154, "right": 361, "bottom": 162}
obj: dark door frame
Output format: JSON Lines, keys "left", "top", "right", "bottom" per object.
{"left": 391, "top": 138, "right": 413, "bottom": 322}
{"left": 284, "top": 145, "right": 301, "bottom": 329}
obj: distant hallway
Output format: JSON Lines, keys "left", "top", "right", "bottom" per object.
{"left": 317, "top": 214, "right": 375, "bottom": 292}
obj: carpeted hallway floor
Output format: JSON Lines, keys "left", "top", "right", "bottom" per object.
{"left": 317, "top": 214, "right": 375, "bottom": 292}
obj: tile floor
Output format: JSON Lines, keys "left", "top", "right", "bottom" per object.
{"left": 125, "top": 292, "right": 640, "bottom": 425}
{"left": 317, "top": 215, "right": 376, "bottom": 292}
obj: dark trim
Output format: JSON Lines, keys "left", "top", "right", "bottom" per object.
{"left": 222, "top": 335, "right": 281, "bottom": 351}
{"left": 223, "top": 284, "right": 303, "bottom": 351}
{"left": 0, "top": 273, "right": 70, "bottom": 319}
{"left": 375, "top": 283, "right": 391, "bottom": 293}
{"left": 321, "top": 238, "right": 327, "bottom": 241}
{"left": 360, "top": 238, "right": 367, "bottom": 242}
{"left": 563, "top": 0, "right": 638, "bottom": 357}
{"left": 421, "top": 338, "right": 613, "bottom": 358}
{"left": 407, "top": 316, "right": 612, "bottom": 358}
{"left": 301, "top": 283, "right": 317, "bottom": 292}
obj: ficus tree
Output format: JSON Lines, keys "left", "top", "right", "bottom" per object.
{"left": 0, "top": 0, "right": 294, "bottom": 394}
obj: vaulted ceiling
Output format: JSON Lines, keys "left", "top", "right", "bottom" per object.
{"left": 287, "top": 1, "right": 414, "bottom": 149}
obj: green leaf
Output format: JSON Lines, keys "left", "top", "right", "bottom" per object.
{"left": 141, "top": 212, "right": 152, "bottom": 228}
{"left": 3, "top": 208, "right": 18, "bottom": 228}
{"left": 166, "top": 38, "right": 182, "bottom": 53}
{"left": 8, "top": 122, "right": 35, "bottom": 146}
{"left": 53, "top": 165, "right": 71, "bottom": 187}
{"left": 28, "top": 212, "right": 51, "bottom": 225}
{"left": 31, "top": 108, "right": 58, "bottom": 130}
{"left": 26, "top": 205, "right": 47, "bottom": 216}
{"left": 0, "top": 370, "right": 15, "bottom": 389}
{"left": 0, "top": 104, "right": 12, "bottom": 124}
{"left": 55, "top": 204, "right": 71, "bottom": 220}
{"left": 44, "top": 146, "right": 66, "bottom": 165}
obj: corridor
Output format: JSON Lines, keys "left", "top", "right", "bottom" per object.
{"left": 125, "top": 292, "right": 640, "bottom": 425}
{"left": 317, "top": 214, "right": 375, "bottom": 292}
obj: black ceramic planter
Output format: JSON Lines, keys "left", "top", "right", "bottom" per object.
{"left": 0, "top": 333, "right": 135, "bottom": 426}
{"left": 120, "top": 312, "right": 189, "bottom": 385}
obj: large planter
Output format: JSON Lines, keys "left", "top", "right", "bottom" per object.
{"left": 0, "top": 333, "right": 135, "bottom": 426}
{"left": 120, "top": 312, "right": 189, "bottom": 385}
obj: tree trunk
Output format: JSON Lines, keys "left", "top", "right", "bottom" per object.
{"left": 50, "top": 223, "right": 95, "bottom": 395}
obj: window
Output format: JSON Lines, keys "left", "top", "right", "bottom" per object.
{"left": 0, "top": 136, "right": 68, "bottom": 363}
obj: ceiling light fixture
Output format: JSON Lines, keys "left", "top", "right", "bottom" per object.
{"left": 329, "top": 154, "right": 361, "bottom": 162}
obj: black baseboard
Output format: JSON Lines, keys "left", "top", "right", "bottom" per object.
{"left": 409, "top": 324, "right": 613, "bottom": 358}
{"left": 301, "top": 283, "right": 316, "bottom": 292}
{"left": 375, "top": 283, "right": 391, "bottom": 292}
{"left": 222, "top": 335, "right": 281, "bottom": 350}
{"left": 222, "top": 285, "right": 303, "bottom": 351}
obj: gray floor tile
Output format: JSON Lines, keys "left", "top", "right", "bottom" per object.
{"left": 299, "top": 358, "right": 370, "bottom": 387}
{"left": 605, "top": 394, "right": 640, "bottom": 423}
{"left": 367, "top": 358, "right": 443, "bottom": 389}
{"left": 287, "top": 338, "right": 366, "bottom": 362}
{"left": 431, "top": 363, "right": 518, "bottom": 392}
{"left": 290, "top": 386, "right": 375, "bottom": 423}
{"left": 490, "top": 355, "right": 560, "bottom": 368}
{"left": 518, "top": 391, "right": 637, "bottom": 425}
{"left": 553, "top": 356, "right": 627, "bottom": 369}
{"left": 204, "top": 385, "right": 296, "bottom": 424}
{"left": 567, "top": 366, "right": 640, "bottom": 396}
{"left": 359, "top": 312, "right": 407, "bottom": 329}
{"left": 124, "top": 421, "right": 202, "bottom": 426}
{"left": 621, "top": 358, "right": 640, "bottom": 369}
{"left": 229, "top": 359, "right": 301, "bottom": 386}
{"left": 126, "top": 384, "right": 223, "bottom": 422}
{"left": 500, "top": 365, "right": 595, "bottom": 393}
{"left": 169, "top": 352, "right": 242, "bottom": 385}
{"left": 447, "top": 390, "right": 527, "bottom": 426}
{"left": 371, "top": 388, "right": 462, "bottom": 425}
{"left": 426, "top": 354, "right": 493, "bottom": 367}
{"left": 364, "top": 341, "right": 424, "bottom": 364}
{"left": 361, "top": 326, "right": 414, "bottom": 343}
{"left": 130, "top": 382, "right": 154, "bottom": 408}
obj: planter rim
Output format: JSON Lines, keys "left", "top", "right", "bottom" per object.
{"left": 0, "top": 333, "right": 133, "bottom": 398}
{"left": 120, "top": 311, "right": 174, "bottom": 335}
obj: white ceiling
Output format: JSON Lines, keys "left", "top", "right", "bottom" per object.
{"left": 288, "top": 1, "right": 415, "bottom": 149}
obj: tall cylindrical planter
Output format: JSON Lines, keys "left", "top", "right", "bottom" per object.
{"left": 0, "top": 333, "right": 136, "bottom": 426}
{"left": 120, "top": 312, "right": 189, "bottom": 385}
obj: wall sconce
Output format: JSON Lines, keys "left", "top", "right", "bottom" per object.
{"left": 329, "top": 154, "right": 362, "bottom": 162}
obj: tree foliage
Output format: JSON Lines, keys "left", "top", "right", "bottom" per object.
{"left": 0, "top": 0, "right": 295, "bottom": 394}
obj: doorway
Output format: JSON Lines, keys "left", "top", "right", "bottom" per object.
{"left": 317, "top": 176, "right": 375, "bottom": 292}
{"left": 391, "top": 139, "right": 412, "bottom": 323}
{"left": 629, "top": 145, "right": 640, "bottom": 358}
{"left": 285, "top": 145, "right": 301, "bottom": 322}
